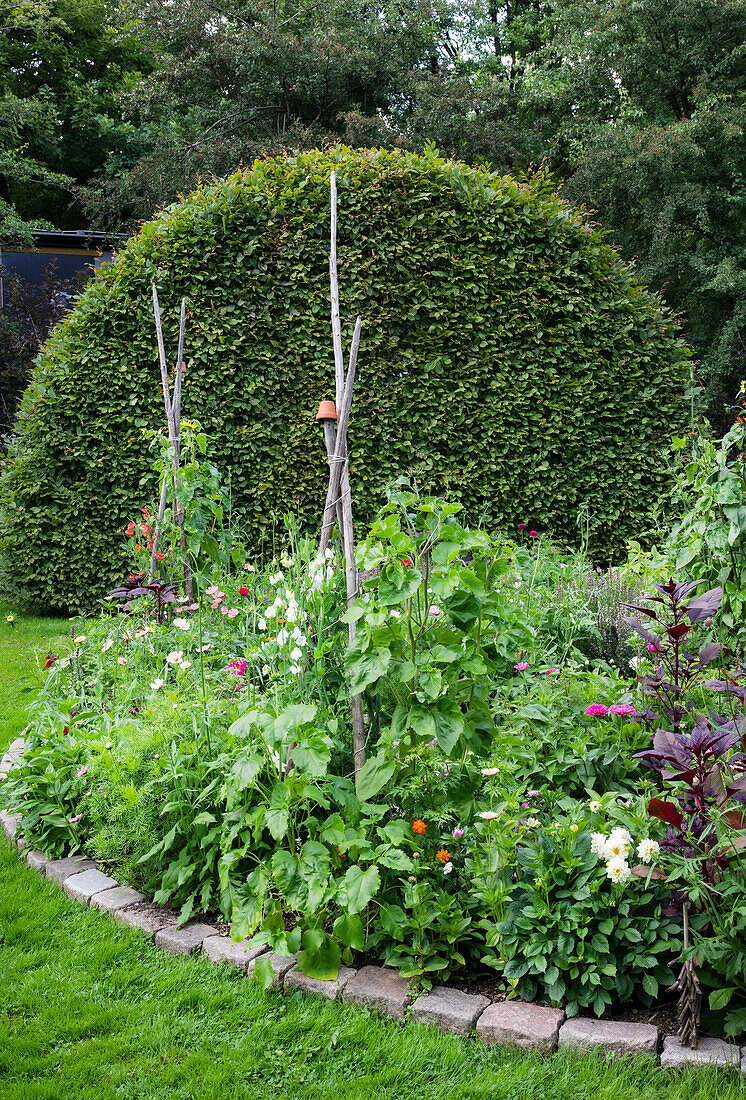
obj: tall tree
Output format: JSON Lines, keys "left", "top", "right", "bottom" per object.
{"left": 538, "top": 0, "right": 746, "bottom": 422}
{"left": 0, "top": 0, "right": 151, "bottom": 233}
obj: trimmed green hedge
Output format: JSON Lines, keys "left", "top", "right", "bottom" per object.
{"left": 0, "top": 147, "right": 690, "bottom": 611}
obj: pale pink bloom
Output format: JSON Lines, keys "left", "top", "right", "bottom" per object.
{"left": 514, "top": 661, "right": 529, "bottom": 671}
{"left": 76, "top": 765, "right": 88, "bottom": 778}
{"left": 68, "top": 813, "right": 82, "bottom": 823}
{"left": 226, "top": 608, "right": 240, "bottom": 619}
{"left": 221, "top": 606, "right": 229, "bottom": 615}
{"left": 609, "top": 703, "right": 637, "bottom": 717}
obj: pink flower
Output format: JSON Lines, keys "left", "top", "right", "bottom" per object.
{"left": 221, "top": 606, "right": 229, "bottom": 615}
{"left": 226, "top": 608, "right": 240, "bottom": 619}
{"left": 206, "top": 585, "right": 220, "bottom": 597}
{"left": 544, "top": 666, "right": 560, "bottom": 675}
{"left": 517, "top": 523, "right": 527, "bottom": 531}
{"left": 584, "top": 704, "right": 608, "bottom": 718}
{"left": 452, "top": 827, "right": 464, "bottom": 839}
{"left": 68, "top": 813, "right": 82, "bottom": 823}
{"left": 529, "top": 530, "right": 538, "bottom": 538}
{"left": 211, "top": 600, "right": 221, "bottom": 610}
{"left": 76, "top": 765, "right": 88, "bottom": 778}
{"left": 647, "top": 642, "right": 660, "bottom": 652}
{"left": 527, "top": 790, "right": 540, "bottom": 798}
{"left": 608, "top": 703, "right": 637, "bottom": 717}
{"left": 429, "top": 605, "right": 441, "bottom": 616}
{"left": 514, "top": 661, "right": 529, "bottom": 671}
{"left": 228, "top": 659, "right": 248, "bottom": 676}
{"left": 187, "top": 603, "right": 199, "bottom": 611}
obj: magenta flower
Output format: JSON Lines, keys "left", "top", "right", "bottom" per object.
{"left": 452, "top": 827, "right": 464, "bottom": 839}
{"left": 228, "top": 659, "right": 248, "bottom": 676}
{"left": 76, "top": 765, "right": 88, "bottom": 778}
{"left": 517, "top": 523, "right": 527, "bottom": 531}
{"left": 529, "top": 530, "right": 538, "bottom": 538}
{"left": 584, "top": 704, "right": 608, "bottom": 718}
{"left": 544, "top": 666, "right": 560, "bottom": 675}
{"left": 514, "top": 661, "right": 529, "bottom": 671}
{"left": 647, "top": 642, "right": 660, "bottom": 652}
{"left": 608, "top": 703, "right": 637, "bottom": 717}
{"left": 68, "top": 813, "right": 82, "bottom": 824}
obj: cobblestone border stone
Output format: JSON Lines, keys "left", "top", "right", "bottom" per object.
{"left": 1, "top": 738, "right": 743, "bottom": 1074}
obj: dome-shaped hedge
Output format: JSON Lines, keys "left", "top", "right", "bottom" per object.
{"left": 1, "top": 147, "right": 689, "bottom": 611}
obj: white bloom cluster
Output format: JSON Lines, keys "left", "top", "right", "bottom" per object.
{"left": 165, "top": 649, "right": 191, "bottom": 671}
{"left": 591, "top": 825, "right": 659, "bottom": 885}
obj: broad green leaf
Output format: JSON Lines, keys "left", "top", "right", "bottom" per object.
{"left": 356, "top": 752, "right": 396, "bottom": 801}
{"left": 340, "top": 864, "right": 380, "bottom": 914}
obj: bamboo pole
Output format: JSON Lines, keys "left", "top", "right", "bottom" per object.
{"left": 319, "top": 318, "right": 361, "bottom": 557}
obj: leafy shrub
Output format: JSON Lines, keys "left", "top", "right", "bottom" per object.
{"left": 0, "top": 146, "right": 690, "bottom": 611}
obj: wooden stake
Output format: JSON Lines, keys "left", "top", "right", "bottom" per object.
{"left": 148, "top": 289, "right": 193, "bottom": 599}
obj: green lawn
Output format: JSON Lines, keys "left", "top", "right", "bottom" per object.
{"left": 0, "top": 606, "right": 744, "bottom": 1099}
{"left": 0, "top": 599, "right": 71, "bottom": 744}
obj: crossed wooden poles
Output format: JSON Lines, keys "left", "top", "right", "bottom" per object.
{"left": 148, "top": 286, "right": 193, "bottom": 601}
{"left": 317, "top": 172, "right": 366, "bottom": 780}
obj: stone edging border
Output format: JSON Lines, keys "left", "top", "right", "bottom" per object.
{"left": 1, "top": 736, "right": 743, "bottom": 1074}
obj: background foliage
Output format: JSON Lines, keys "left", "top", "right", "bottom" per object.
{"left": 0, "top": 147, "right": 689, "bottom": 610}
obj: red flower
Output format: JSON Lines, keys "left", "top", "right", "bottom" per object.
{"left": 402, "top": 559, "right": 412, "bottom": 567}
{"left": 238, "top": 587, "right": 251, "bottom": 597}
{"left": 126, "top": 522, "right": 135, "bottom": 536}
{"left": 44, "top": 652, "right": 58, "bottom": 669}
{"left": 142, "top": 507, "right": 150, "bottom": 519}
{"left": 155, "top": 551, "right": 165, "bottom": 561}
{"left": 412, "top": 819, "right": 427, "bottom": 835}
{"left": 135, "top": 543, "right": 142, "bottom": 551}
{"left": 141, "top": 523, "right": 151, "bottom": 537}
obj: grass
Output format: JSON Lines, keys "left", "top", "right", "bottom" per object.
{"left": 1, "top": 607, "right": 744, "bottom": 1099}
{"left": 0, "top": 599, "right": 70, "bottom": 745}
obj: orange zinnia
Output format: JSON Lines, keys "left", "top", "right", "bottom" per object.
{"left": 412, "top": 819, "right": 427, "bottom": 835}
{"left": 436, "top": 849, "right": 451, "bottom": 863}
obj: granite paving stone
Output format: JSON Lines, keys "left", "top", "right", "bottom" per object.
{"left": 202, "top": 936, "right": 270, "bottom": 970}
{"left": 91, "top": 886, "right": 146, "bottom": 913}
{"left": 476, "top": 1001, "right": 565, "bottom": 1053}
{"left": 45, "top": 856, "right": 97, "bottom": 884}
{"left": 284, "top": 965, "right": 356, "bottom": 1000}
{"left": 114, "top": 903, "right": 177, "bottom": 938}
{"left": 410, "top": 986, "right": 491, "bottom": 1035}
{"left": 342, "top": 966, "right": 413, "bottom": 1020}
{"left": 63, "top": 868, "right": 120, "bottom": 904}
{"left": 559, "top": 1017, "right": 659, "bottom": 1057}
{"left": 246, "top": 952, "right": 297, "bottom": 989}
{"left": 0, "top": 810, "right": 20, "bottom": 844}
{"left": 24, "top": 850, "right": 49, "bottom": 871}
{"left": 661, "top": 1035, "right": 741, "bottom": 1069}
{"left": 155, "top": 922, "right": 217, "bottom": 955}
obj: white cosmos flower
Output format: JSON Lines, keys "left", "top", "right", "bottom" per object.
{"left": 443, "top": 861, "right": 453, "bottom": 874}
{"left": 166, "top": 650, "right": 183, "bottom": 664}
{"left": 525, "top": 817, "right": 541, "bottom": 828}
{"left": 481, "top": 767, "right": 499, "bottom": 777}
{"left": 151, "top": 678, "right": 165, "bottom": 690}
{"left": 117, "top": 656, "right": 127, "bottom": 666}
{"left": 588, "top": 800, "right": 601, "bottom": 813}
{"left": 637, "top": 838, "right": 660, "bottom": 864}
{"left": 606, "top": 857, "right": 631, "bottom": 884}
{"left": 172, "top": 618, "right": 191, "bottom": 630}
{"left": 179, "top": 660, "right": 191, "bottom": 670}
{"left": 478, "top": 811, "right": 499, "bottom": 821}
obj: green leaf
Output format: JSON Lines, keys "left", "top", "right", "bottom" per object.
{"left": 709, "top": 987, "right": 736, "bottom": 1012}
{"left": 333, "top": 912, "right": 365, "bottom": 951}
{"left": 297, "top": 930, "right": 341, "bottom": 981}
{"left": 432, "top": 698, "right": 465, "bottom": 754}
{"left": 340, "top": 864, "right": 380, "bottom": 914}
{"left": 251, "top": 953, "right": 274, "bottom": 990}
{"left": 355, "top": 752, "right": 395, "bottom": 801}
